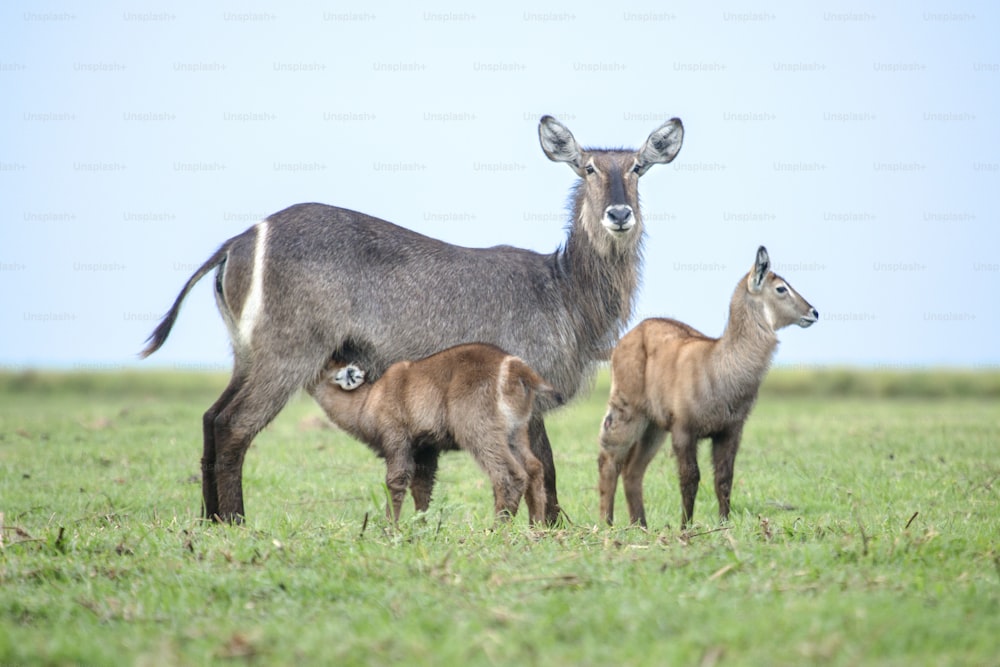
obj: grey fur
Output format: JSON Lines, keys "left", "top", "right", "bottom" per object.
{"left": 141, "top": 115, "right": 684, "bottom": 523}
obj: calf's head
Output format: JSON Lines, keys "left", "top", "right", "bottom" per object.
{"left": 746, "top": 246, "right": 819, "bottom": 331}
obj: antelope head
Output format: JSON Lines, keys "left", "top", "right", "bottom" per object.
{"left": 747, "top": 246, "right": 819, "bottom": 331}
{"left": 538, "top": 116, "right": 684, "bottom": 239}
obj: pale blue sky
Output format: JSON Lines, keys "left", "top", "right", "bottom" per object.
{"left": 1, "top": 1, "right": 997, "bottom": 369}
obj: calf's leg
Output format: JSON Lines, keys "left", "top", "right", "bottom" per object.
{"left": 528, "top": 413, "right": 561, "bottom": 524}
{"left": 410, "top": 446, "right": 440, "bottom": 513}
{"left": 509, "top": 428, "right": 546, "bottom": 525}
{"left": 597, "top": 403, "right": 650, "bottom": 525}
{"left": 621, "top": 423, "right": 667, "bottom": 528}
{"left": 671, "top": 427, "right": 700, "bottom": 528}
{"left": 465, "top": 435, "right": 527, "bottom": 522}
{"left": 383, "top": 439, "right": 416, "bottom": 523}
{"left": 711, "top": 427, "right": 743, "bottom": 522}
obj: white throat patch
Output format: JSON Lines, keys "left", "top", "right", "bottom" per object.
{"left": 761, "top": 300, "right": 777, "bottom": 332}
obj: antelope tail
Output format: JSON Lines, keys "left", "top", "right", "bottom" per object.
{"left": 139, "top": 241, "right": 233, "bottom": 358}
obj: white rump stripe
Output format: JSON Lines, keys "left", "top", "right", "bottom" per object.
{"left": 238, "top": 220, "right": 269, "bottom": 347}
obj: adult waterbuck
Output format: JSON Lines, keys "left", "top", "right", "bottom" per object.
{"left": 141, "top": 115, "right": 685, "bottom": 524}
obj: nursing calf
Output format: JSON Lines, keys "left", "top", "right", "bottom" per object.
{"left": 310, "top": 343, "right": 563, "bottom": 524}
{"left": 598, "top": 246, "right": 818, "bottom": 528}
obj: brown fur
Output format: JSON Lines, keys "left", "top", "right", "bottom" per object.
{"left": 309, "top": 343, "right": 563, "bottom": 524}
{"left": 598, "top": 247, "right": 818, "bottom": 528}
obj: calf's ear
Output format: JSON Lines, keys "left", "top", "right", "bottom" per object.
{"left": 333, "top": 364, "right": 366, "bottom": 390}
{"left": 748, "top": 245, "right": 770, "bottom": 293}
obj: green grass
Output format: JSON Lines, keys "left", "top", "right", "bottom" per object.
{"left": 1, "top": 369, "right": 998, "bottom": 666}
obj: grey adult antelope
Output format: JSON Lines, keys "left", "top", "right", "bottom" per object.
{"left": 141, "top": 115, "right": 685, "bottom": 524}
{"left": 598, "top": 246, "right": 818, "bottom": 528}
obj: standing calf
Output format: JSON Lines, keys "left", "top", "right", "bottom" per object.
{"left": 598, "top": 246, "right": 818, "bottom": 528}
{"left": 309, "top": 343, "right": 563, "bottom": 524}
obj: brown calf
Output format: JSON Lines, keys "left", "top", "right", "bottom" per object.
{"left": 310, "top": 343, "right": 563, "bottom": 524}
{"left": 598, "top": 246, "right": 818, "bottom": 528}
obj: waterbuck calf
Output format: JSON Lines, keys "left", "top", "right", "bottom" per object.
{"left": 141, "top": 115, "right": 684, "bottom": 523}
{"left": 598, "top": 246, "right": 818, "bottom": 528}
{"left": 309, "top": 344, "right": 562, "bottom": 524}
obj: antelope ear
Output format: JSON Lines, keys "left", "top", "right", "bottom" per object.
{"left": 634, "top": 118, "right": 684, "bottom": 175}
{"left": 539, "top": 115, "right": 585, "bottom": 173}
{"left": 333, "top": 364, "right": 366, "bottom": 390}
{"left": 748, "top": 246, "right": 770, "bottom": 293}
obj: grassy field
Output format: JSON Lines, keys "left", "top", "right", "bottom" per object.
{"left": 1, "top": 369, "right": 998, "bottom": 666}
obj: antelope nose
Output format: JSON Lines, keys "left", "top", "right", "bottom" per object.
{"left": 812, "top": 308, "right": 819, "bottom": 320}
{"left": 606, "top": 205, "right": 633, "bottom": 227}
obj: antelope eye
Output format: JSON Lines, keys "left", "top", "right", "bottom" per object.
{"left": 631, "top": 163, "right": 642, "bottom": 174}
{"left": 776, "top": 285, "right": 788, "bottom": 294}
{"left": 585, "top": 164, "right": 596, "bottom": 175}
